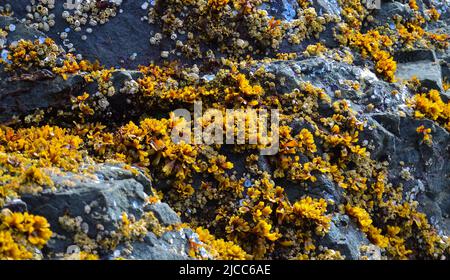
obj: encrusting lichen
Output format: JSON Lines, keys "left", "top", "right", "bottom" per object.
{"left": 192, "top": 227, "right": 249, "bottom": 260}
{"left": 0, "top": 125, "right": 84, "bottom": 202}
{"left": 0, "top": 210, "right": 52, "bottom": 260}
{"left": 410, "top": 89, "right": 450, "bottom": 131}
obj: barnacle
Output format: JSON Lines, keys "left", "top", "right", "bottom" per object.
{"left": 287, "top": 8, "right": 335, "bottom": 45}
{"left": 120, "top": 212, "right": 148, "bottom": 240}
{"left": 1, "top": 38, "right": 62, "bottom": 72}
{"left": 338, "top": 0, "right": 367, "bottom": 29}
{"left": 0, "top": 4, "right": 14, "bottom": 17}
{"left": 62, "top": 0, "right": 121, "bottom": 31}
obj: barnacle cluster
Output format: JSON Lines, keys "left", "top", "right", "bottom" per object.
{"left": 337, "top": 0, "right": 368, "bottom": 29}
{"left": 145, "top": 0, "right": 336, "bottom": 60}
{"left": 56, "top": 208, "right": 170, "bottom": 259}
{"left": 0, "top": 37, "right": 62, "bottom": 72}
{"left": 23, "top": 0, "right": 56, "bottom": 32}
{"left": 287, "top": 8, "right": 337, "bottom": 45}
{"left": 62, "top": 0, "right": 122, "bottom": 31}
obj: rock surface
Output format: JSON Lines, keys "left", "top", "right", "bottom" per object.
{"left": 18, "top": 164, "right": 193, "bottom": 260}
{"left": 1, "top": 0, "right": 450, "bottom": 260}
{"left": 322, "top": 214, "right": 375, "bottom": 260}
{"left": 0, "top": 16, "right": 86, "bottom": 123}
{"left": 8, "top": 0, "right": 166, "bottom": 68}
{"left": 256, "top": 55, "right": 450, "bottom": 257}
{"left": 396, "top": 49, "right": 443, "bottom": 91}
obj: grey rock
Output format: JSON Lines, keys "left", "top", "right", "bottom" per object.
{"left": 144, "top": 202, "right": 181, "bottom": 226}
{"left": 309, "top": 175, "right": 344, "bottom": 205}
{"left": 110, "top": 70, "right": 143, "bottom": 90}
{"left": 395, "top": 49, "right": 444, "bottom": 91}
{"left": 322, "top": 214, "right": 372, "bottom": 260}
{"left": 395, "top": 49, "right": 437, "bottom": 63}
{"left": 21, "top": 164, "right": 151, "bottom": 254}
{"left": 19, "top": 163, "right": 203, "bottom": 260}
{"left": 0, "top": 73, "right": 85, "bottom": 123}
{"left": 359, "top": 115, "right": 397, "bottom": 162}
{"left": 109, "top": 229, "right": 194, "bottom": 260}
{"left": 257, "top": 155, "right": 273, "bottom": 173}
{"left": 0, "top": 15, "right": 47, "bottom": 42}
{"left": 441, "top": 59, "right": 450, "bottom": 91}
{"left": 365, "top": 113, "right": 450, "bottom": 236}
{"left": 2, "top": 198, "right": 28, "bottom": 213}
{"left": 255, "top": 57, "right": 401, "bottom": 112}
{"left": 370, "top": 1, "right": 413, "bottom": 26}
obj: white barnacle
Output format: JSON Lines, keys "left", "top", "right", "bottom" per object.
{"left": 161, "top": 51, "right": 169, "bottom": 58}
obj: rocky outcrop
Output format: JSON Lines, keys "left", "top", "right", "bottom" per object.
{"left": 7, "top": 1, "right": 167, "bottom": 68}
{"left": 256, "top": 55, "right": 450, "bottom": 257}
{"left": 395, "top": 49, "right": 443, "bottom": 91}
{"left": 0, "top": 15, "right": 145, "bottom": 124}
{"left": 106, "top": 229, "right": 195, "bottom": 260}
{"left": 367, "top": 114, "right": 450, "bottom": 235}
{"left": 1, "top": 0, "right": 450, "bottom": 261}
{"left": 322, "top": 214, "right": 378, "bottom": 260}
{"left": 11, "top": 164, "right": 195, "bottom": 260}
{"left": 0, "top": 16, "right": 86, "bottom": 123}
